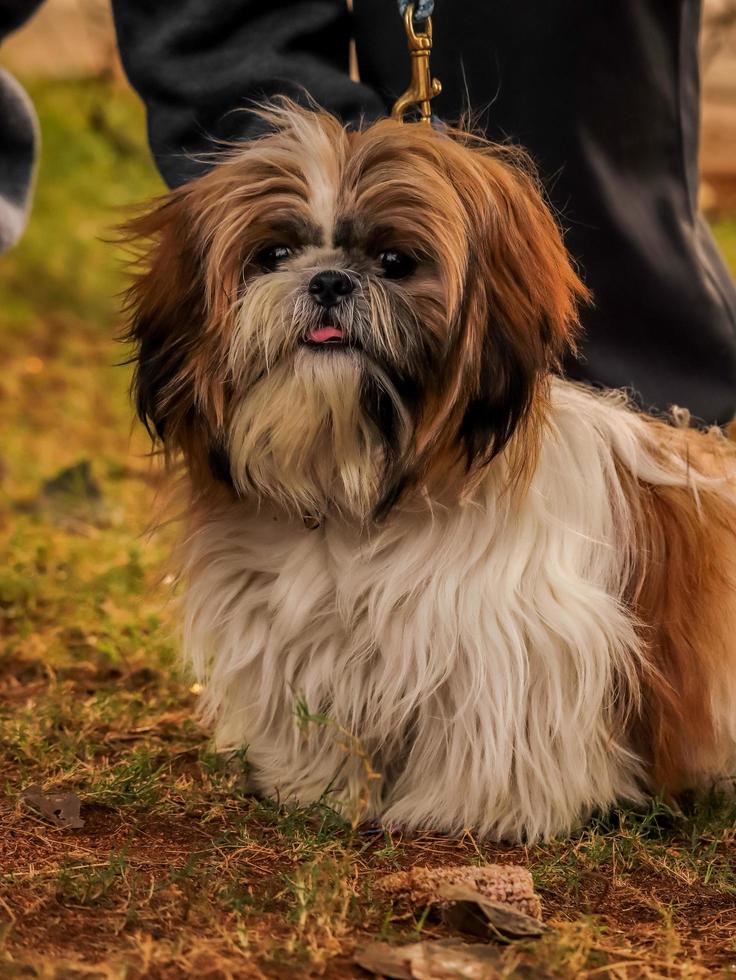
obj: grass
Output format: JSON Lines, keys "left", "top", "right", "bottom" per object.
{"left": 1, "top": 76, "right": 736, "bottom": 979}
{"left": 715, "top": 215, "right": 736, "bottom": 273}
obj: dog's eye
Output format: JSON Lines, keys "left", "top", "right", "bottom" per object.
{"left": 379, "top": 249, "right": 417, "bottom": 280}
{"left": 257, "top": 244, "right": 293, "bottom": 270}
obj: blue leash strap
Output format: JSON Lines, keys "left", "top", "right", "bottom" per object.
{"left": 398, "top": 0, "right": 434, "bottom": 24}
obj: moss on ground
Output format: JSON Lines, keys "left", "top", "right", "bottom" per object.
{"left": 1, "top": 77, "right": 736, "bottom": 978}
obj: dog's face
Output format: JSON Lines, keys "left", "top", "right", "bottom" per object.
{"left": 125, "top": 104, "right": 586, "bottom": 518}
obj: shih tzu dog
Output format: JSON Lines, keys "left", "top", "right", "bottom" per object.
{"left": 124, "top": 102, "right": 736, "bottom": 841}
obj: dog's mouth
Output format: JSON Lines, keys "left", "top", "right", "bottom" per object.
{"left": 302, "top": 324, "right": 361, "bottom": 351}
{"left": 307, "top": 325, "right": 346, "bottom": 345}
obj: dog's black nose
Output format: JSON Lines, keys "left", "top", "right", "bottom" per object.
{"left": 308, "top": 270, "right": 355, "bottom": 307}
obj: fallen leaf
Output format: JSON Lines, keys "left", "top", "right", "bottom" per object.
{"left": 41, "top": 460, "right": 101, "bottom": 502}
{"left": 375, "top": 864, "right": 541, "bottom": 920}
{"left": 410, "top": 941, "right": 504, "bottom": 979}
{"left": 21, "top": 784, "right": 85, "bottom": 829}
{"left": 355, "top": 941, "right": 414, "bottom": 979}
{"left": 16, "top": 460, "right": 111, "bottom": 530}
{"left": 355, "top": 940, "right": 505, "bottom": 979}
{"left": 438, "top": 884, "right": 549, "bottom": 942}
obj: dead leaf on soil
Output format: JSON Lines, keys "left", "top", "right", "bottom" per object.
{"left": 14, "top": 460, "right": 109, "bottom": 531}
{"left": 374, "top": 864, "right": 542, "bottom": 921}
{"left": 437, "top": 884, "right": 549, "bottom": 942}
{"left": 21, "top": 784, "right": 85, "bottom": 830}
{"left": 40, "top": 460, "right": 102, "bottom": 502}
{"left": 355, "top": 939, "right": 505, "bottom": 979}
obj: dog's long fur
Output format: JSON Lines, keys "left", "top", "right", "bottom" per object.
{"left": 124, "top": 103, "right": 736, "bottom": 840}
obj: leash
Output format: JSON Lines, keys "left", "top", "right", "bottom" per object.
{"left": 398, "top": 0, "right": 434, "bottom": 21}
{"left": 391, "top": 1, "right": 442, "bottom": 124}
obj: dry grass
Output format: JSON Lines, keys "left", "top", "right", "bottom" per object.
{"left": 2, "top": 77, "right": 736, "bottom": 979}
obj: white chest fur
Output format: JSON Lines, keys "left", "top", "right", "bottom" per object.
{"left": 180, "top": 383, "right": 690, "bottom": 840}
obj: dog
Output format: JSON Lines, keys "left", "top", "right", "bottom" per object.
{"left": 124, "top": 102, "right": 736, "bottom": 841}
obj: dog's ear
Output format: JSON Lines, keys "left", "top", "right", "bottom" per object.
{"left": 122, "top": 190, "right": 230, "bottom": 455}
{"left": 374, "top": 141, "right": 589, "bottom": 517}
{"left": 123, "top": 193, "right": 203, "bottom": 444}
{"left": 446, "top": 148, "right": 588, "bottom": 470}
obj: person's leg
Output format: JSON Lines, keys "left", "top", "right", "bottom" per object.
{"left": 0, "top": 1, "right": 44, "bottom": 254}
{"left": 111, "top": 0, "right": 384, "bottom": 189}
{"left": 353, "top": 0, "right": 736, "bottom": 423}
{"left": 0, "top": 69, "right": 37, "bottom": 254}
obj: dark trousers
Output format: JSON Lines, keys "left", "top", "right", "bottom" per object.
{"left": 107, "top": 1, "right": 730, "bottom": 423}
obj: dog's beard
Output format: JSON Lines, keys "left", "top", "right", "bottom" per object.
{"left": 226, "top": 271, "right": 424, "bottom": 518}
{"left": 228, "top": 355, "right": 380, "bottom": 517}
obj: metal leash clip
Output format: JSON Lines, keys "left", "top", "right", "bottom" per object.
{"left": 391, "top": 2, "right": 442, "bottom": 124}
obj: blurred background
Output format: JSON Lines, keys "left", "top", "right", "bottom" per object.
{"left": 0, "top": 2, "right": 171, "bottom": 727}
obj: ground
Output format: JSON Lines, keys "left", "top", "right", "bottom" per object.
{"left": 2, "top": 78, "right": 736, "bottom": 980}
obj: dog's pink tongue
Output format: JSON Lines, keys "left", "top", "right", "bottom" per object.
{"left": 308, "top": 325, "right": 345, "bottom": 343}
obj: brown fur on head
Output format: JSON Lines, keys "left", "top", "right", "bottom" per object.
{"left": 124, "top": 102, "right": 588, "bottom": 519}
